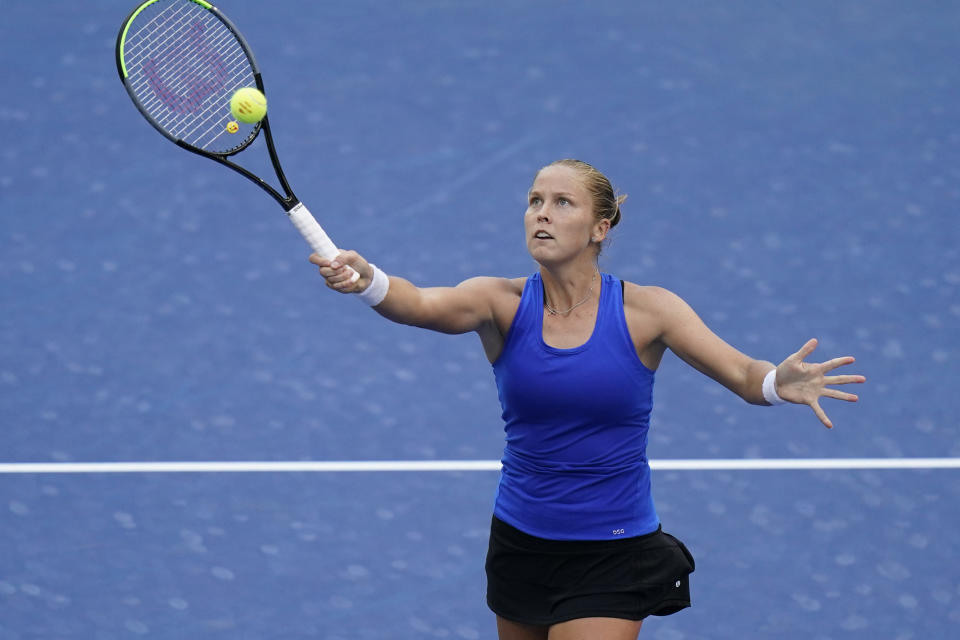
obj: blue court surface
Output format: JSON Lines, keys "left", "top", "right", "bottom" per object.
{"left": 1, "top": 1, "right": 958, "bottom": 638}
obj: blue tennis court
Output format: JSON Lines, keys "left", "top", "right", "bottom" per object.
{"left": 1, "top": 1, "right": 958, "bottom": 638}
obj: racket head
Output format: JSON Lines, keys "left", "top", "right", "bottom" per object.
{"left": 116, "top": 0, "right": 263, "bottom": 156}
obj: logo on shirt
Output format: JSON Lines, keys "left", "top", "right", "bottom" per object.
{"left": 612, "top": 528, "right": 625, "bottom": 535}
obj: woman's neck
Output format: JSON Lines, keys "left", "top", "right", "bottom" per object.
{"left": 540, "top": 262, "right": 599, "bottom": 316}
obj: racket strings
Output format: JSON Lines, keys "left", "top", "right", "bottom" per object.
{"left": 130, "top": 7, "right": 247, "bottom": 134}
{"left": 127, "top": 6, "right": 229, "bottom": 117}
{"left": 127, "top": 3, "right": 209, "bottom": 103}
{"left": 124, "top": 2, "right": 196, "bottom": 63}
{"left": 125, "top": 3, "right": 223, "bottom": 94}
{"left": 172, "top": 45, "right": 252, "bottom": 143}
{"left": 123, "top": 0, "right": 256, "bottom": 154}
{"left": 130, "top": 11, "right": 233, "bottom": 111}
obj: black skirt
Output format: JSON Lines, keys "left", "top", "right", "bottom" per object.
{"left": 485, "top": 516, "right": 695, "bottom": 626}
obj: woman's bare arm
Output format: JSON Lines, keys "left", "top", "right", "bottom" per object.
{"left": 310, "top": 251, "right": 511, "bottom": 336}
{"left": 635, "top": 286, "right": 865, "bottom": 427}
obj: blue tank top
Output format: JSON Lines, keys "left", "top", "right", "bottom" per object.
{"left": 492, "top": 272, "right": 659, "bottom": 540}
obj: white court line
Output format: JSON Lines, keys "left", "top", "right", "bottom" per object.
{"left": 0, "top": 458, "right": 957, "bottom": 474}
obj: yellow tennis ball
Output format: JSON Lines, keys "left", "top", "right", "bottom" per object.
{"left": 230, "top": 87, "right": 267, "bottom": 124}
{"left": 225, "top": 121, "right": 239, "bottom": 134}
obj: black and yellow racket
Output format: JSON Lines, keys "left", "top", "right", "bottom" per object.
{"left": 116, "top": 0, "right": 358, "bottom": 280}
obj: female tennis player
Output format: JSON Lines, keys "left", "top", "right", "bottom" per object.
{"left": 310, "top": 159, "right": 865, "bottom": 640}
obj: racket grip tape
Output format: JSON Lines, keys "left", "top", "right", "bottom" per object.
{"left": 287, "top": 203, "right": 360, "bottom": 283}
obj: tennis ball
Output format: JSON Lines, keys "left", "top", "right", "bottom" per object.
{"left": 230, "top": 87, "right": 267, "bottom": 124}
{"left": 225, "top": 121, "right": 239, "bottom": 134}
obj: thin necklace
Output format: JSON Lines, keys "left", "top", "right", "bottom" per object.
{"left": 544, "top": 270, "right": 597, "bottom": 316}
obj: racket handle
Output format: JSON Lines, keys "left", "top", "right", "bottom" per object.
{"left": 287, "top": 202, "right": 360, "bottom": 283}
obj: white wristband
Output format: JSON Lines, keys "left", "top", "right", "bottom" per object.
{"left": 762, "top": 368, "right": 787, "bottom": 405}
{"left": 356, "top": 263, "right": 389, "bottom": 307}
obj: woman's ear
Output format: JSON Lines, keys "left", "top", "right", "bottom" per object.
{"left": 592, "top": 218, "right": 611, "bottom": 243}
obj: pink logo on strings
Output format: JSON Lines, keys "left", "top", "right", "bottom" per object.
{"left": 143, "top": 20, "right": 228, "bottom": 114}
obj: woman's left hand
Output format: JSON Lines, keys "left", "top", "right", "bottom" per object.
{"left": 775, "top": 338, "right": 866, "bottom": 429}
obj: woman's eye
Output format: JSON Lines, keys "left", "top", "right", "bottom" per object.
{"left": 558, "top": 198, "right": 569, "bottom": 206}
{"left": 529, "top": 197, "right": 542, "bottom": 206}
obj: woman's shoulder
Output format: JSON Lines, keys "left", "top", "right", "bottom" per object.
{"left": 459, "top": 275, "right": 526, "bottom": 296}
{"left": 621, "top": 282, "right": 689, "bottom": 315}
{"left": 621, "top": 281, "right": 675, "bottom": 301}
{"left": 460, "top": 277, "right": 527, "bottom": 356}
{"left": 455, "top": 277, "right": 527, "bottom": 321}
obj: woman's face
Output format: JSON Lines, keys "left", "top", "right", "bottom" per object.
{"left": 524, "top": 165, "right": 606, "bottom": 266}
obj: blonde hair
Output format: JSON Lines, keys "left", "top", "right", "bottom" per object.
{"left": 538, "top": 159, "right": 627, "bottom": 228}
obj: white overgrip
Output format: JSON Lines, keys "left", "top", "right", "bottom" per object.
{"left": 287, "top": 202, "right": 360, "bottom": 283}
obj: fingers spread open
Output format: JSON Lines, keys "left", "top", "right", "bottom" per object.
{"left": 820, "top": 356, "right": 857, "bottom": 372}
{"left": 792, "top": 338, "right": 819, "bottom": 362}
{"left": 810, "top": 400, "right": 833, "bottom": 429}
{"left": 821, "top": 387, "right": 859, "bottom": 402}
{"left": 824, "top": 374, "right": 866, "bottom": 386}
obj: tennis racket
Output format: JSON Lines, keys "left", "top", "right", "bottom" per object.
{"left": 116, "top": 0, "right": 358, "bottom": 281}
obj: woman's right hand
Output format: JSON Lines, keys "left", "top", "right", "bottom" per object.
{"left": 309, "top": 251, "right": 372, "bottom": 294}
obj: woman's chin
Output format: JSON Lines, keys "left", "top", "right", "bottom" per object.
{"left": 527, "top": 245, "right": 557, "bottom": 264}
